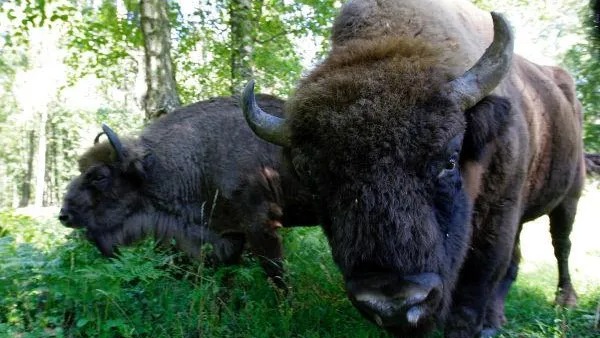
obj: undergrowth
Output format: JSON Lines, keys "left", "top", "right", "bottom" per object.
{"left": 0, "top": 209, "right": 598, "bottom": 337}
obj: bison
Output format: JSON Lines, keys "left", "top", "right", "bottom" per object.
{"left": 59, "top": 95, "right": 318, "bottom": 287}
{"left": 242, "top": 0, "right": 584, "bottom": 336}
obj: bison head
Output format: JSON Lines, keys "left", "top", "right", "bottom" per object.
{"left": 243, "top": 12, "right": 514, "bottom": 336}
{"left": 59, "top": 125, "right": 154, "bottom": 257}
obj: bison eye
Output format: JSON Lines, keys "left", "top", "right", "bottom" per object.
{"left": 91, "top": 176, "right": 109, "bottom": 189}
{"left": 446, "top": 158, "right": 457, "bottom": 171}
{"left": 437, "top": 152, "right": 459, "bottom": 179}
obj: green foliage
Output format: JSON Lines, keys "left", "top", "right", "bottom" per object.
{"left": 63, "top": 0, "right": 142, "bottom": 86}
{"left": 562, "top": 2, "right": 600, "bottom": 152}
{"left": 470, "top": 0, "right": 531, "bottom": 12}
{"left": 563, "top": 46, "right": 600, "bottom": 152}
{"left": 470, "top": 0, "right": 599, "bottom": 152}
{"left": 175, "top": 0, "right": 340, "bottom": 101}
{"left": 0, "top": 210, "right": 598, "bottom": 337}
{"left": 0, "top": 0, "right": 76, "bottom": 46}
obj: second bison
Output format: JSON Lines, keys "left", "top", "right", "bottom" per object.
{"left": 59, "top": 95, "right": 317, "bottom": 286}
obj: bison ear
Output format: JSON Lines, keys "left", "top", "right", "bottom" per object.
{"left": 461, "top": 95, "right": 512, "bottom": 162}
{"left": 125, "top": 153, "right": 156, "bottom": 182}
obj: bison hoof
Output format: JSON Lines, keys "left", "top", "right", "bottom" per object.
{"left": 484, "top": 303, "right": 507, "bottom": 330}
{"left": 445, "top": 306, "right": 483, "bottom": 338}
{"left": 479, "top": 327, "right": 498, "bottom": 338}
{"left": 555, "top": 287, "right": 577, "bottom": 307}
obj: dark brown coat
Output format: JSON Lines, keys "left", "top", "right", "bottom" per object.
{"left": 242, "top": 0, "right": 584, "bottom": 336}
{"left": 59, "top": 95, "right": 318, "bottom": 287}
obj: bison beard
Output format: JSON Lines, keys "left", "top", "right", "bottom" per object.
{"left": 242, "top": 0, "right": 584, "bottom": 337}
{"left": 59, "top": 95, "right": 319, "bottom": 288}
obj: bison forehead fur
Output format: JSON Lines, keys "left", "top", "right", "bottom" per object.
{"left": 289, "top": 37, "right": 465, "bottom": 167}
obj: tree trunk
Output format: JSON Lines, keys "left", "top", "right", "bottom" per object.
{"left": 19, "top": 130, "right": 35, "bottom": 207}
{"left": 140, "top": 0, "right": 181, "bottom": 120}
{"left": 34, "top": 111, "right": 47, "bottom": 208}
{"left": 592, "top": 0, "right": 599, "bottom": 38}
{"left": 229, "top": 0, "right": 254, "bottom": 95}
{"left": 52, "top": 124, "right": 60, "bottom": 206}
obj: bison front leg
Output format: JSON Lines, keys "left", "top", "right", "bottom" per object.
{"left": 445, "top": 208, "right": 520, "bottom": 338}
{"left": 482, "top": 243, "right": 520, "bottom": 336}
{"left": 171, "top": 224, "right": 245, "bottom": 266}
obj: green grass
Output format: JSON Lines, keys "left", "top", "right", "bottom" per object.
{"left": 0, "top": 185, "right": 599, "bottom": 338}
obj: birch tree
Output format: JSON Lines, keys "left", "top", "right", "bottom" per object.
{"left": 140, "top": 0, "right": 181, "bottom": 119}
{"left": 229, "top": 0, "right": 254, "bottom": 94}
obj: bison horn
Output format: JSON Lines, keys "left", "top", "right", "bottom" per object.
{"left": 102, "top": 124, "right": 125, "bottom": 162}
{"left": 448, "top": 12, "right": 514, "bottom": 110}
{"left": 93, "top": 132, "right": 105, "bottom": 145}
{"left": 241, "top": 80, "right": 291, "bottom": 147}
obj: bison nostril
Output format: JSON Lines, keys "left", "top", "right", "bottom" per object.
{"left": 58, "top": 209, "right": 71, "bottom": 224}
{"left": 348, "top": 272, "right": 443, "bottom": 328}
{"left": 406, "top": 305, "right": 426, "bottom": 325}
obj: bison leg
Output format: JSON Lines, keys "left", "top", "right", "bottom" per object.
{"left": 172, "top": 225, "right": 245, "bottom": 266}
{"left": 445, "top": 209, "right": 519, "bottom": 338}
{"left": 482, "top": 241, "right": 520, "bottom": 334}
{"left": 216, "top": 232, "right": 246, "bottom": 265}
{"left": 549, "top": 197, "right": 579, "bottom": 307}
{"left": 246, "top": 226, "right": 285, "bottom": 289}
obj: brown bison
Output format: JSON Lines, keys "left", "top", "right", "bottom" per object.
{"left": 242, "top": 0, "right": 584, "bottom": 336}
{"left": 59, "top": 95, "right": 318, "bottom": 287}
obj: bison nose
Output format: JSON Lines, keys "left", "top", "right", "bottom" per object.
{"left": 58, "top": 208, "right": 72, "bottom": 226}
{"left": 347, "top": 272, "right": 443, "bottom": 328}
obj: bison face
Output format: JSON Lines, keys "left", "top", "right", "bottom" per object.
{"left": 266, "top": 93, "right": 509, "bottom": 336}
{"left": 288, "top": 95, "right": 472, "bottom": 335}
{"left": 59, "top": 125, "right": 150, "bottom": 257}
{"left": 243, "top": 12, "right": 513, "bottom": 336}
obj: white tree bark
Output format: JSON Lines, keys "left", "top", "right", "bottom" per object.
{"left": 140, "top": 0, "right": 181, "bottom": 120}
{"left": 229, "top": 0, "right": 255, "bottom": 95}
{"left": 34, "top": 110, "right": 47, "bottom": 207}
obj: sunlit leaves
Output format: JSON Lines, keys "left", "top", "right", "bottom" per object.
{"left": 562, "top": 2, "right": 600, "bottom": 152}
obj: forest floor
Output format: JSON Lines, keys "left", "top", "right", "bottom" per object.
{"left": 0, "top": 183, "right": 598, "bottom": 338}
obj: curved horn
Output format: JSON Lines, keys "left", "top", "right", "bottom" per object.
{"left": 101, "top": 124, "right": 125, "bottom": 162}
{"left": 448, "top": 12, "right": 514, "bottom": 110}
{"left": 241, "top": 80, "right": 290, "bottom": 147}
{"left": 93, "top": 132, "right": 105, "bottom": 145}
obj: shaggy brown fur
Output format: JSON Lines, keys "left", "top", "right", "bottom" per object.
{"left": 60, "top": 95, "right": 319, "bottom": 287}
{"left": 250, "top": 0, "right": 584, "bottom": 337}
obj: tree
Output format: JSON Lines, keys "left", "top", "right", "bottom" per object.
{"left": 141, "top": 0, "right": 181, "bottom": 119}
{"left": 0, "top": 0, "right": 339, "bottom": 209}
{"left": 192, "top": 0, "right": 339, "bottom": 98}
{"left": 229, "top": 0, "right": 254, "bottom": 94}
{"left": 0, "top": 0, "right": 146, "bottom": 208}
{"left": 18, "top": 131, "right": 34, "bottom": 207}
{"left": 592, "top": 0, "right": 599, "bottom": 43}
{"left": 562, "top": 1, "right": 600, "bottom": 152}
